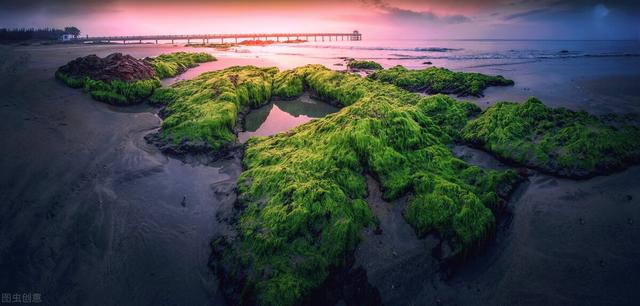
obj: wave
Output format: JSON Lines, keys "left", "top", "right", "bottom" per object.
{"left": 285, "top": 44, "right": 462, "bottom": 53}
{"left": 270, "top": 43, "right": 640, "bottom": 61}
{"left": 382, "top": 51, "right": 640, "bottom": 61}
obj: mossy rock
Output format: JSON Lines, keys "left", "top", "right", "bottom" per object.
{"left": 55, "top": 51, "right": 214, "bottom": 104}
{"left": 150, "top": 66, "right": 278, "bottom": 152}
{"left": 347, "top": 60, "right": 383, "bottom": 70}
{"left": 56, "top": 71, "right": 161, "bottom": 105}
{"left": 209, "top": 65, "right": 521, "bottom": 306}
{"left": 462, "top": 97, "right": 640, "bottom": 177}
{"left": 148, "top": 64, "right": 640, "bottom": 305}
{"left": 147, "top": 51, "right": 216, "bottom": 78}
{"left": 369, "top": 65, "right": 514, "bottom": 97}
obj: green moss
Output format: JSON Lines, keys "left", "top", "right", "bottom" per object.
{"left": 90, "top": 90, "right": 127, "bottom": 104}
{"left": 148, "top": 52, "right": 216, "bottom": 78}
{"left": 152, "top": 66, "right": 277, "bottom": 151}
{"left": 54, "top": 70, "right": 84, "bottom": 88}
{"left": 56, "top": 71, "right": 161, "bottom": 105}
{"left": 347, "top": 60, "right": 383, "bottom": 70}
{"left": 462, "top": 97, "right": 640, "bottom": 177}
{"left": 213, "top": 65, "right": 520, "bottom": 306}
{"left": 369, "top": 65, "right": 514, "bottom": 97}
{"left": 272, "top": 69, "right": 305, "bottom": 99}
{"left": 148, "top": 87, "right": 178, "bottom": 106}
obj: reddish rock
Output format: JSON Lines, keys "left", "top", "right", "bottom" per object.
{"left": 57, "top": 53, "right": 156, "bottom": 82}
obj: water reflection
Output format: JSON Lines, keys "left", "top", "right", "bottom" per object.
{"left": 239, "top": 93, "right": 338, "bottom": 142}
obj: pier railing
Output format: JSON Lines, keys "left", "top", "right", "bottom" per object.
{"left": 73, "top": 32, "right": 362, "bottom": 44}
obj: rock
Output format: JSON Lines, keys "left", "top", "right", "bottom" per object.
{"left": 56, "top": 53, "right": 156, "bottom": 82}
{"left": 423, "top": 61, "right": 433, "bottom": 65}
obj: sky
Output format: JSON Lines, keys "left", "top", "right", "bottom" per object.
{"left": 0, "top": 0, "right": 639, "bottom": 40}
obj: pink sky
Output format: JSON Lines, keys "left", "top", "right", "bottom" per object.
{"left": 1, "top": 0, "right": 639, "bottom": 39}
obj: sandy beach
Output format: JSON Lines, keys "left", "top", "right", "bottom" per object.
{"left": 1, "top": 42, "right": 639, "bottom": 305}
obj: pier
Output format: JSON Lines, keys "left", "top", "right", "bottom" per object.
{"left": 74, "top": 31, "right": 362, "bottom": 44}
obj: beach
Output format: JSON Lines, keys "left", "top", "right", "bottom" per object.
{"left": 1, "top": 40, "right": 639, "bottom": 305}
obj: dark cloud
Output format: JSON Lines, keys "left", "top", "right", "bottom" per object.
{"left": 360, "top": 0, "right": 471, "bottom": 24}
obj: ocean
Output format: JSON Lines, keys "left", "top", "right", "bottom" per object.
{"left": 213, "top": 39, "right": 640, "bottom": 113}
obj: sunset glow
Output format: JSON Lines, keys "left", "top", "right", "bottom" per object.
{"left": 2, "top": 0, "right": 639, "bottom": 39}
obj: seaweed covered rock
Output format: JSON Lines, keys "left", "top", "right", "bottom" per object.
{"left": 462, "top": 97, "right": 640, "bottom": 177}
{"left": 148, "top": 66, "right": 277, "bottom": 154}
{"left": 369, "top": 65, "right": 514, "bottom": 97}
{"left": 212, "top": 65, "right": 521, "bottom": 306}
{"left": 147, "top": 52, "right": 216, "bottom": 78}
{"left": 55, "top": 52, "right": 216, "bottom": 105}
{"left": 56, "top": 53, "right": 156, "bottom": 83}
{"left": 55, "top": 53, "right": 160, "bottom": 105}
{"left": 347, "top": 60, "right": 383, "bottom": 70}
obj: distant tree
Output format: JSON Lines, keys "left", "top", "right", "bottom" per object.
{"left": 64, "top": 26, "right": 81, "bottom": 38}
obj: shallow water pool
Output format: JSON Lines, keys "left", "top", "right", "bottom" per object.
{"left": 238, "top": 93, "right": 339, "bottom": 142}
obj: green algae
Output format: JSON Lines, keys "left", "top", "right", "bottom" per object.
{"left": 150, "top": 64, "right": 640, "bottom": 305}
{"left": 210, "top": 65, "right": 520, "bottom": 306}
{"left": 150, "top": 66, "right": 277, "bottom": 152}
{"left": 369, "top": 65, "right": 514, "bottom": 97}
{"left": 347, "top": 60, "right": 383, "bottom": 70}
{"left": 56, "top": 71, "right": 161, "bottom": 105}
{"left": 462, "top": 97, "right": 640, "bottom": 177}
{"left": 148, "top": 51, "right": 216, "bottom": 78}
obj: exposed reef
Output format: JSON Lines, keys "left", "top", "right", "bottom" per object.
{"left": 347, "top": 60, "right": 383, "bottom": 70}
{"left": 188, "top": 39, "right": 307, "bottom": 49}
{"left": 147, "top": 66, "right": 277, "bottom": 155}
{"left": 187, "top": 42, "right": 238, "bottom": 50}
{"left": 369, "top": 65, "right": 514, "bottom": 97}
{"left": 55, "top": 52, "right": 215, "bottom": 104}
{"left": 55, "top": 53, "right": 160, "bottom": 104}
{"left": 200, "top": 65, "right": 522, "bottom": 306}
{"left": 134, "top": 63, "right": 638, "bottom": 305}
{"left": 462, "top": 97, "right": 640, "bottom": 178}
{"left": 147, "top": 51, "right": 216, "bottom": 78}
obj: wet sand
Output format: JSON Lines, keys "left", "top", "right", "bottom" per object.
{"left": 1, "top": 44, "right": 639, "bottom": 306}
{"left": 356, "top": 146, "right": 640, "bottom": 305}
{"left": 0, "top": 44, "right": 253, "bottom": 305}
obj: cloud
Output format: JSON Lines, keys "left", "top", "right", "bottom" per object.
{"left": 360, "top": 0, "right": 471, "bottom": 24}
{"left": 503, "top": 8, "right": 549, "bottom": 20}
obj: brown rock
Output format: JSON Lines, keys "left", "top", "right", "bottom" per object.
{"left": 57, "top": 53, "right": 156, "bottom": 82}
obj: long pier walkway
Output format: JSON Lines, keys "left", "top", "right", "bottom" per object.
{"left": 74, "top": 31, "right": 362, "bottom": 44}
